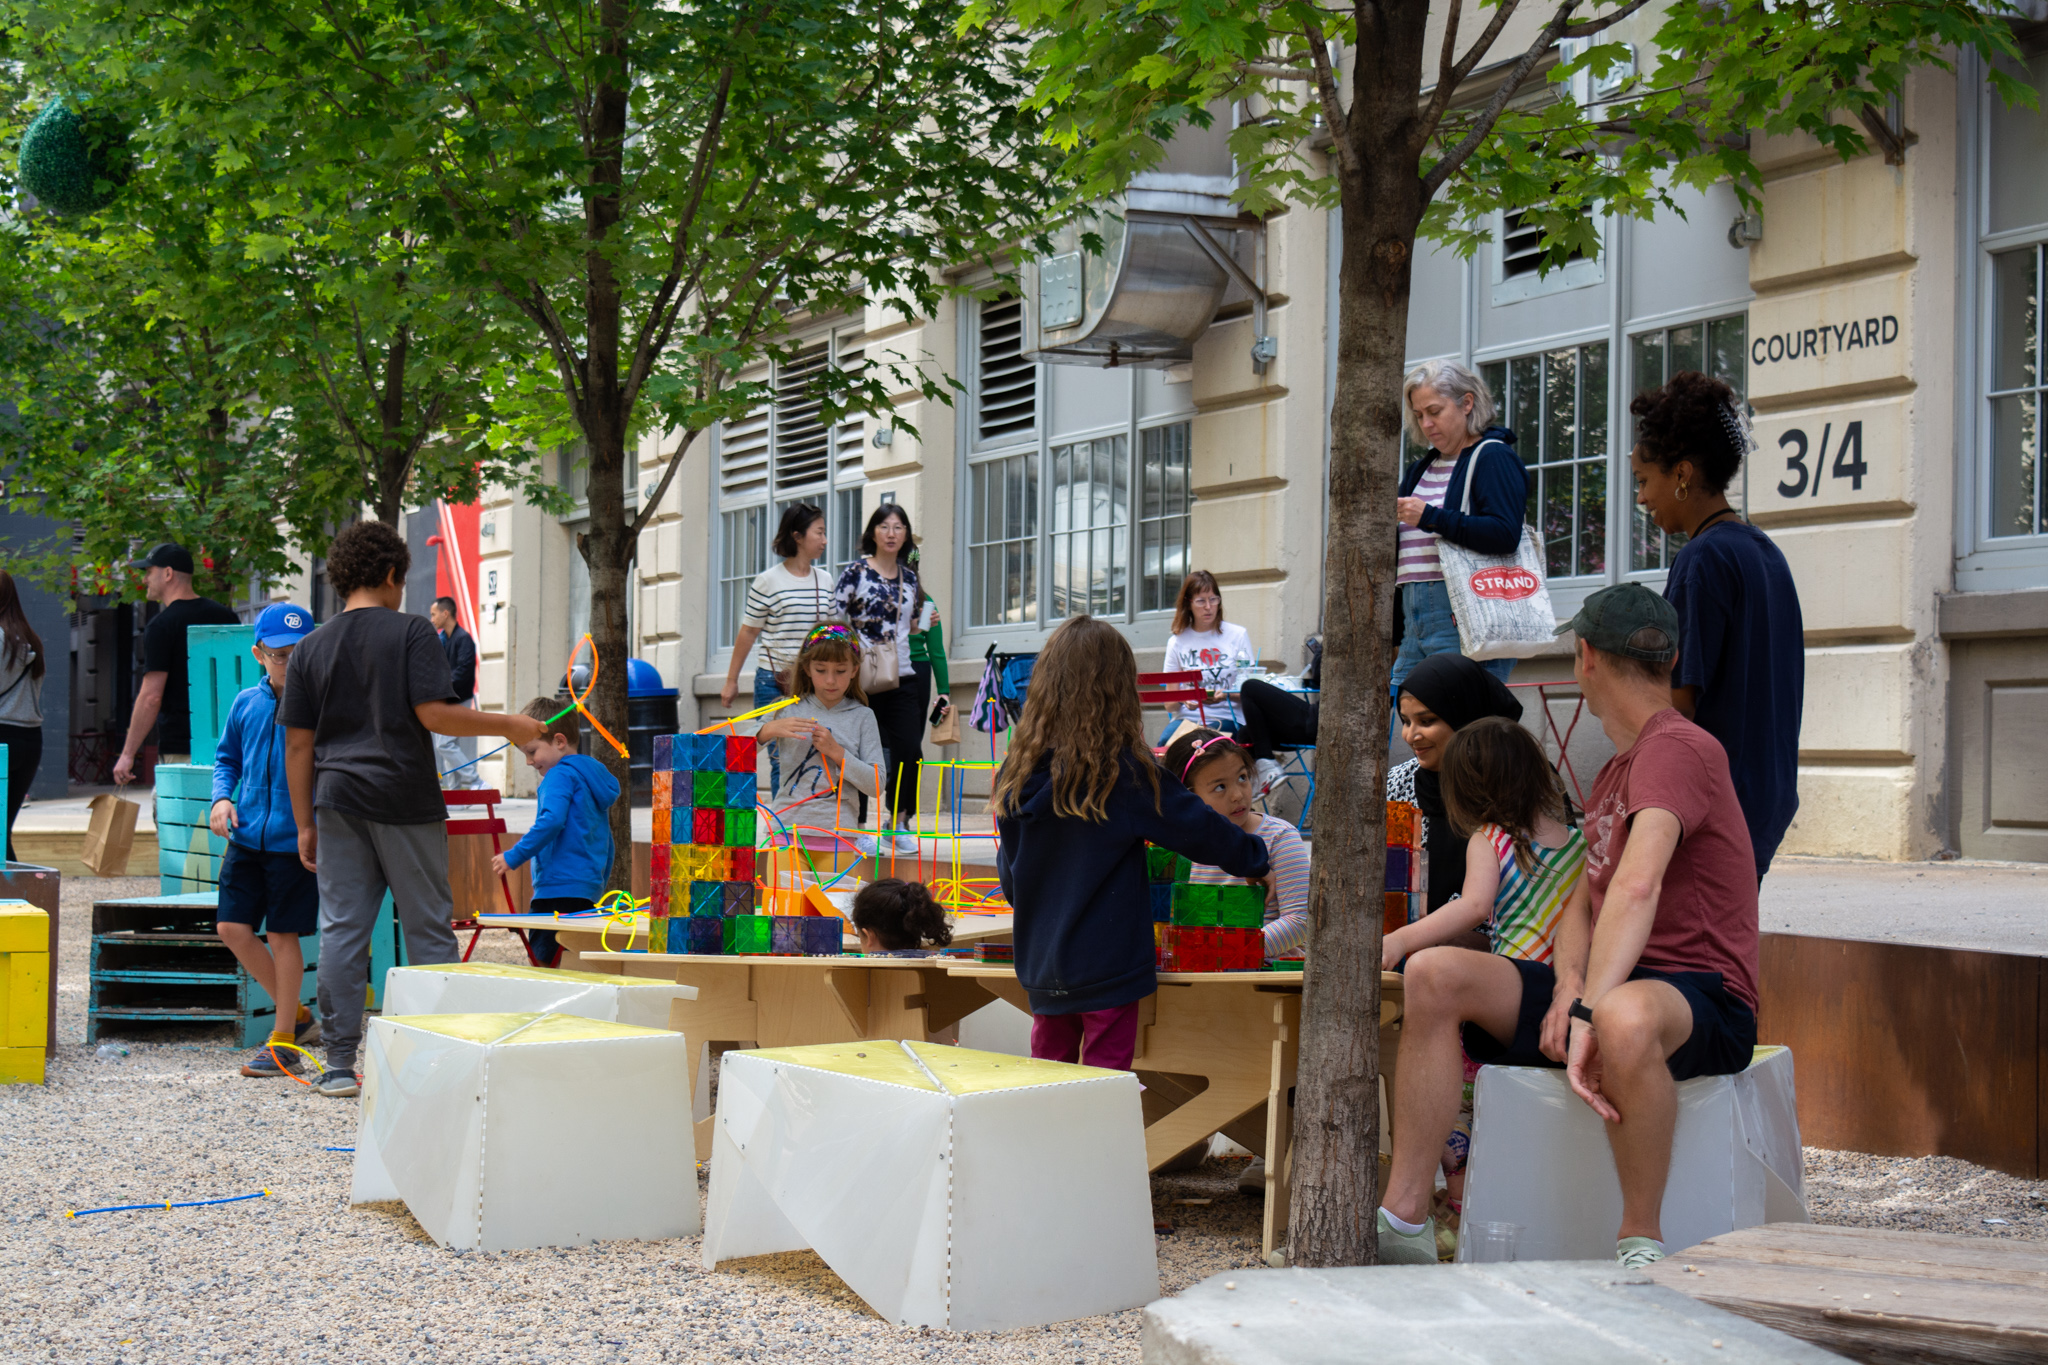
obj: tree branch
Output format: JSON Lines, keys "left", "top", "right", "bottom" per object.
{"left": 1420, "top": 0, "right": 1579, "bottom": 201}
{"left": 1303, "top": 21, "right": 1356, "bottom": 177}
{"left": 1417, "top": 0, "right": 1526, "bottom": 151}
{"left": 629, "top": 424, "right": 704, "bottom": 540}
{"left": 1558, "top": 0, "right": 1657, "bottom": 40}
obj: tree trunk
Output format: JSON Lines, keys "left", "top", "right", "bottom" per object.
{"left": 372, "top": 326, "right": 411, "bottom": 529}
{"left": 577, "top": 0, "right": 637, "bottom": 894}
{"left": 1286, "top": 0, "right": 1431, "bottom": 1268}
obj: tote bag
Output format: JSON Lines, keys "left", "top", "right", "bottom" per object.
{"left": 1435, "top": 440, "right": 1558, "bottom": 661}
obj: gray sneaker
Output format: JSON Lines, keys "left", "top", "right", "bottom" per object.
{"left": 313, "top": 1068, "right": 361, "bottom": 1098}
{"left": 240, "top": 1044, "right": 302, "bottom": 1078}
{"left": 1616, "top": 1236, "right": 1666, "bottom": 1269}
{"left": 1376, "top": 1207, "right": 1439, "bottom": 1265}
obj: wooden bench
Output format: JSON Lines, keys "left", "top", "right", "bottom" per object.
{"left": 1643, "top": 1222, "right": 2048, "bottom": 1363}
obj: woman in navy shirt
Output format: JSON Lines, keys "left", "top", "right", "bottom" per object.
{"left": 1630, "top": 371, "right": 1806, "bottom": 879}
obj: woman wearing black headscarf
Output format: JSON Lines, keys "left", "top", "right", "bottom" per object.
{"left": 1385, "top": 653, "right": 1525, "bottom": 912}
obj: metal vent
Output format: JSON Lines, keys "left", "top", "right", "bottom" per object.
{"left": 833, "top": 341, "right": 866, "bottom": 477}
{"left": 773, "top": 343, "right": 832, "bottom": 493}
{"left": 719, "top": 405, "right": 770, "bottom": 499}
{"left": 977, "top": 297, "right": 1036, "bottom": 443}
{"left": 1501, "top": 210, "right": 1546, "bottom": 279}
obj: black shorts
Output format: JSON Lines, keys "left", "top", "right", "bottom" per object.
{"left": 1461, "top": 958, "right": 1758, "bottom": 1081}
{"left": 216, "top": 842, "right": 319, "bottom": 936}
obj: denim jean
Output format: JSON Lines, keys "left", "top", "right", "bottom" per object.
{"left": 1391, "top": 580, "right": 1514, "bottom": 737}
{"left": 754, "top": 668, "right": 783, "bottom": 797}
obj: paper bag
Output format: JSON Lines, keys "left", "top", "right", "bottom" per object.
{"left": 930, "top": 708, "right": 961, "bottom": 746}
{"left": 82, "top": 794, "right": 139, "bottom": 876}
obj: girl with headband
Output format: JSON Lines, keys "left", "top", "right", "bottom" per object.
{"left": 756, "top": 624, "right": 886, "bottom": 856}
{"left": 1162, "top": 727, "right": 1313, "bottom": 961}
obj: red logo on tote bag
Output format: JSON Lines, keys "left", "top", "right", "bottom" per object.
{"left": 1469, "top": 567, "right": 1540, "bottom": 600}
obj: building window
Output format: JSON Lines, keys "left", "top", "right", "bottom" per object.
{"left": 713, "top": 332, "right": 866, "bottom": 647}
{"left": 1990, "top": 245, "right": 2044, "bottom": 540}
{"left": 1490, "top": 208, "right": 1603, "bottom": 306}
{"left": 1627, "top": 313, "right": 1748, "bottom": 570}
{"left": 1483, "top": 343, "right": 1609, "bottom": 580}
{"left": 962, "top": 294, "right": 1194, "bottom": 633}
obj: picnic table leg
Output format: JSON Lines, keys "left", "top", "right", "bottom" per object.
{"left": 1262, "top": 998, "right": 1297, "bottom": 1261}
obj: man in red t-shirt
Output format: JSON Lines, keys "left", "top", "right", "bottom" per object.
{"left": 1376, "top": 583, "right": 1760, "bottom": 1271}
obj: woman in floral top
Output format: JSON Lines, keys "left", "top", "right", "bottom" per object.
{"left": 835, "top": 504, "right": 925, "bottom": 854}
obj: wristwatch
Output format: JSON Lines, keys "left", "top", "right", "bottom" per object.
{"left": 1568, "top": 998, "right": 1595, "bottom": 1025}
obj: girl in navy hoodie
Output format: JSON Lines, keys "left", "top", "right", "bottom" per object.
{"left": 493, "top": 697, "right": 622, "bottom": 966}
{"left": 992, "top": 616, "right": 1270, "bottom": 1069}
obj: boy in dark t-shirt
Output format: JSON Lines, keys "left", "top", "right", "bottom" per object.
{"left": 1374, "top": 584, "right": 1760, "bottom": 1272}
{"left": 282, "top": 522, "right": 542, "bottom": 1098}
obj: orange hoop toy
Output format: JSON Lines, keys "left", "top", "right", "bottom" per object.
{"left": 564, "top": 634, "right": 629, "bottom": 759}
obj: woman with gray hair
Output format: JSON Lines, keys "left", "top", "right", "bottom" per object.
{"left": 1393, "top": 359, "right": 1528, "bottom": 693}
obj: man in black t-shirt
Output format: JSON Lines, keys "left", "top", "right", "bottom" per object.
{"left": 282, "top": 521, "right": 543, "bottom": 1097}
{"left": 114, "top": 544, "right": 240, "bottom": 784}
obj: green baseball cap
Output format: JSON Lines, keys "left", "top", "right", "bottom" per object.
{"left": 1554, "top": 582, "right": 1679, "bottom": 663}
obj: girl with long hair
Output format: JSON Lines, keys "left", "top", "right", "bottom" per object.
{"left": 0, "top": 569, "right": 46, "bottom": 859}
{"left": 991, "top": 616, "right": 1269, "bottom": 1069}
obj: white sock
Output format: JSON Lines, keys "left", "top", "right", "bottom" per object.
{"left": 1380, "top": 1206, "right": 1426, "bottom": 1236}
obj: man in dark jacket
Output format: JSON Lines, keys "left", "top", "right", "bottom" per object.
{"left": 428, "top": 596, "right": 481, "bottom": 790}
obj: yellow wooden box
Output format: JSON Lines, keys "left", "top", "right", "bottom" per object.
{"left": 0, "top": 901, "right": 49, "bottom": 1082}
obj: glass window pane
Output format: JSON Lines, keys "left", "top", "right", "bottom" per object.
{"left": 1632, "top": 504, "right": 1659, "bottom": 574}
{"left": 1579, "top": 459, "right": 1607, "bottom": 576}
{"left": 1582, "top": 343, "right": 1608, "bottom": 462}
{"left": 1631, "top": 333, "right": 1664, "bottom": 398}
{"left": 1991, "top": 392, "right": 2041, "bottom": 538}
{"left": 1510, "top": 357, "right": 1541, "bottom": 459}
{"left": 1543, "top": 470, "right": 1571, "bottom": 577}
{"left": 1707, "top": 315, "right": 1748, "bottom": 395}
{"left": 1670, "top": 324, "right": 1703, "bottom": 376}
{"left": 1992, "top": 247, "right": 2040, "bottom": 394}
{"left": 1542, "top": 350, "right": 1577, "bottom": 466}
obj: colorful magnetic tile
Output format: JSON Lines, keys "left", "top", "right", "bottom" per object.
{"left": 1386, "top": 801, "right": 1418, "bottom": 848}
{"left": 1173, "top": 855, "right": 1194, "bottom": 883}
{"left": 1146, "top": 846, "right": 1177, "bottom": 883}
{"left": 1170, "top": 882, "right": 1219, "bottom": 926}
{"left": 725, "top": 772, "right": 756, "bottom": 810}
{"left": 1214, "top": 884, "right": 1266, "bottom": 929}
{"left": 692, "top": 771, "right": 726, "bottom": 809}
{"left": 653, "top": 734, "right": 673, "bottom": 771}
{"left": 800, "top": 916, "right": 843, "bottom": 956}
{"left": 652, "top": 807, "right": 671, "bottom": 846}
{"left": 723, "top": 915, "right": 772, "bottom": 955}
{"left": 724, "top": 735, "right": 756, "bottom": 773}
{"left": 972, "top": 942, "right": 1013, "bottom": 963}
{"left": 769, "top": 916, "right": 806, "bottom": 955}
{"left": 692, "top": 844, "right": 731, "bottom": 881}
{"left": 686, "top": 916, "right": 725, "bottom": 955}
{"left": 690, "top": 734, "right": 727, "bottom": 771}
{"left": 727, "top": 847, "right": 757, "bottom": 883}
{"left": 650, "top": 841, "right": 670, "bottom": 881}
{"left": 1215, "top": 927, "right": 1264, "bottom": 971}
{"left": 1148, "top": 882, "right": 1173, "bottom": 923}
{"left": 723, "top": 810, "right": 755, "bottom": 847}
{"left": 652, "top": 770, "right": 672, "bottom": 807}
{"left": 649, "top": 878, "right": 670, "bottom": 917}
{"left": 689, "top": 880, "right": 724, "bottom": 917}
{"left": 692, "top": 808, "right": 724, "bottom": 844}
{"left": 721, "top": 881, "right": 755, "bottom": 917}
{"left": 1385, "top": 846, "right": 1411, "bottom": 893}
{"left": 647, "top": 918, "right": 671, "bottom": 954}
{"left": 1383, "top": 892, "right": 1410, "bottom": 938}
{"left": 669, "top": 734, "right": 694, "bottom": 772}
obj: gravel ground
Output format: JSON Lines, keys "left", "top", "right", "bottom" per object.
{"left": 4, "top": 876, "right": 2044, "bottom": 1364}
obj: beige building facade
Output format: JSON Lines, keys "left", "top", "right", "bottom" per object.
{"left": 454, "top": 32, "right": 2048, "bottom": 863}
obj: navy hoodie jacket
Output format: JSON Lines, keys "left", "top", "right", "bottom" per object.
{"left": 996, "top": 755, "right": 1271, "bottom": 1016}
{"left": 501, "top": 754, "right": 620, "bottom": 903}
{"left": 209, "top": 677, "right": 297, "bottom": 855}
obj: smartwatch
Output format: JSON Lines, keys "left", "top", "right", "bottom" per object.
{"left": 1568, "top": 998, "right": 1595, "bottom": 1025}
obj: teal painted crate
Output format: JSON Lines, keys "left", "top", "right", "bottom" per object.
{"left": 152, "top": 763, "right": 217, "bottom": 800}
{"left": 157, "top": 821, "right": 228, "bottom": 858}
{"left": 155, "top": 794, "right": 216, "bottom": 827}
{"left": 86, "top": 892, "right": 319, "bottom": 1048}
{"left": 187, "top": 625, "right": 258, "bottom": 765}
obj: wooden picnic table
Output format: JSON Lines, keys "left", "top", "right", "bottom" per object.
{"left": 1643, "top": 1222, "right": 2048, "bottom": 1363}
{"left": 474, "top": 911, "right": 1013, "bottom": 972}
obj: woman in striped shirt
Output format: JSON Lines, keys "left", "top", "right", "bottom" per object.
{"left": 722, "top": 503, "right": 836, "bottom": 796}
{"left": 1395, "top": 361, "right": 1528, "bottom": 696}
{"left": 1165, "top": 728, "right": 1313, "bottom": 959}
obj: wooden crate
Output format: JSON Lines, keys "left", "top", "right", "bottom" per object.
{"left": 87, "top": 893, "right": 318, "bottom": 1048}
{"left": 153, "top": 765, "right": 225, "bottom": 895}
{"left": 0, "top": 901, "right": 48, "bottom": 1083}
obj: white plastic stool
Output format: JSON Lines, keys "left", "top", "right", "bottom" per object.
{"left": 381, "top": 961, "right": 696, "bottom": 1029}
{"left": 702, "top": 1040, "right": 1158, "bottom": 1331}
{"left": 1459, "top": 1045, "right": 1806, "bottom": 1261}
{"left": 350, "top": 1012, "right": 699, "bottom": 1250}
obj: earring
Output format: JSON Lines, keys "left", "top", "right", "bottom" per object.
{"left": 1677, "top": 482, "right": 1690, "bottom": 500}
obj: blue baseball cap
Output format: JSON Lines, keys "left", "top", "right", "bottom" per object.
{"left": 254, "top": 603, "right": 314, "bottom": 647}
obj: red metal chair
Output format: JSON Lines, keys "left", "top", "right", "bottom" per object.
{"left": 444, "top": 789, "right": 541, "bottom": 965}
{"left": 1137, "top": 670, "right": 1210, "bottom": 738}
{"left": 1506, "top": 681, "right": 1591, "bottom": 811}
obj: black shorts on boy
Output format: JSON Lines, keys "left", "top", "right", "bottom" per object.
{"left": 525, "top": 896, "right": 594, "bottom": 966}
{"left": 1460, "top": 958, "right": 1757, "bottom": 1082}
{"left": 217, "top": 840, "right": 320, "bottom": 935}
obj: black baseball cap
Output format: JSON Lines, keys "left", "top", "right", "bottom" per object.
{"left": 1554, "top": 582, "right": 1679, "bottom": 663}
{"left": 134, "top": 543, "right": 194, "bottom": 574}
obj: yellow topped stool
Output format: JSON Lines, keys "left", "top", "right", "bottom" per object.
{"left": 0, "top": 901, "right": 49, "bottom": 1084}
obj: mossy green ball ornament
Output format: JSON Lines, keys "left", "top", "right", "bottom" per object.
{"left": 18, "top": 98, "right": 132, "bottom": 217}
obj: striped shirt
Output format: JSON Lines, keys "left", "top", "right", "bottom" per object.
{"left": 1480, "top": 823, "right": 1587, "bottom": 964}
{"left": 1191, "top": 813, "right": 1312, "bottom": 959}
{"left": 1397, "top": 459, "right": 1455, "bottom": 584}
{"left": 741, "top": 564, "right": 836, "bottom": 672}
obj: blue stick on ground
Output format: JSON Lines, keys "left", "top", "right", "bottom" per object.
{"left": 67, "top": 1190, "right": 269, "bottom": 1218}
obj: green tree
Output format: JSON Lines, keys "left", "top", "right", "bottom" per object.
{"left": 80, "top": 0, "right": 1070, "bottom": 883}
{"left": 974, "top": 0, "right": 2031, "bottom": 1265}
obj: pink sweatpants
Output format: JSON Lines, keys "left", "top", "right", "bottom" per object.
{"left": 1029, "top": 1001, "right": 1142, "bottom": 1071}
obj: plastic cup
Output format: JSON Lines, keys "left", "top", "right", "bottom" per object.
{"left": 1468, "top": 1220, "right": 1521, "bottom": 1263}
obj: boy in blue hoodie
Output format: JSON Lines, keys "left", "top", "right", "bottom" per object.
{"left": 492, "top": 697, "right": 620, "bottom": 967}
{"left": 210, "top": 603, "right": 320, "bottom": 1077}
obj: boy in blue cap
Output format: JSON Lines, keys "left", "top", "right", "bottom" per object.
{"left": 491, "top": 697, "right": 620, "bottom": 967}
{"left": 210, "top": 603, "right": 321, "bottom": 1077}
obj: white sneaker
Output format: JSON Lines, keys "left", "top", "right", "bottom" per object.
{"left": 854, "top": 834, "right": 881, "bottom": 858}
{"left": 893, "top": 833, "right": 921, "bottom": 857}
{"left": 1254, "top": 758, "right": 1285, "bottom": 796}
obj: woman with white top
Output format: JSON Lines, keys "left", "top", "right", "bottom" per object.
{"left": 1395, "top": 360, "right": 1528, "bottom": 695}
{"left": 722, "top": 503, "right": 835, "bottom": 795}
{"left": 834, "top": 504, "right": 925, "bottom": 853}
{"left": 1160, "top": 570, "right": 1259, "bottom": 740}
{"left": 0, "top": 570, "right": 46, "bottom": 860}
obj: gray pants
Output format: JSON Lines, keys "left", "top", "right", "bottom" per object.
{"left": 314, "top": 809, "right": 458, "bottom": 1074}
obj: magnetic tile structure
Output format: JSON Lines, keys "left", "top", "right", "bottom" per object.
{"left": 1385, "top": 799, "right": 1422, "bottom": 938}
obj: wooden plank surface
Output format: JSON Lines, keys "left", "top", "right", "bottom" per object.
{"left": 1757, "top": 934, "right": 2043, "bottom": 1178}
{"left": 1644, "top": 1223, "right": 2048, "bottom": 1365}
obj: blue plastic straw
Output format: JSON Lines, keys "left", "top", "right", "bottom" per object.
{"left": 67, "top": 1190, "right": 268, "bottom": 1218}
{"left": 439, "top": 741, "right": 510, "bottom": 779}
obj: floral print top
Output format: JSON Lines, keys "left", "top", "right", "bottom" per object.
{"left": 832, "top": 558, "right": 919, "bottom": 680}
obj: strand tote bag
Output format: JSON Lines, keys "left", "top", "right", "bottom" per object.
{"left": 1436, "top": 440, "right": 1558, "bottom": 660}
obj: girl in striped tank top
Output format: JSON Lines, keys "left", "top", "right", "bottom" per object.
{"left": 1381, "top": 715, "right": 1585, "bottom": 967}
